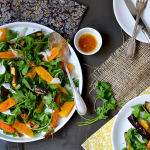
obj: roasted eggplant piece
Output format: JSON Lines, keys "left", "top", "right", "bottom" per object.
{"left": 28, "top": 31, "right": 43, "bottom": 38}
{"left": 128, "top": 114, "right": 150, "bottom": 140}
{"left": 124, "top": 132, "right": 132, "bottom": 150}
{"left": 0, "top": 86, "right": 9, "bottom": 97}
{"left": 34, "top": 85, "right": 48, "bottom": 96}
{"left": 15, "top": 129, "right": 24, "bottom": 137}
{"left": 34, "top": 31, "right": 43, "bottom": 37}
{"left": 10, "top": 64, "right": 17, "bottom": 88}
{"left": 20, "top": 110, "right": 40, "bottom": 129}
{"left": 145, "top": 101, "right": 150, "bottom": 114}
{"left": 19, "top": 39, "right": 26, "bottom": 46}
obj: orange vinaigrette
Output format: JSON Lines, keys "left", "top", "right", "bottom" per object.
{"left": 78, "top": 33, "right": 97, "bottom": 53}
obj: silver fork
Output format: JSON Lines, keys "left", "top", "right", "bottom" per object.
{"left": 124, "top": 0, "right": 148, "bottom": 60}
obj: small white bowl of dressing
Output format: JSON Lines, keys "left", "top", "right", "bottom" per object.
{"left": 74, "top": 27, "right": 102, "bottom": 55}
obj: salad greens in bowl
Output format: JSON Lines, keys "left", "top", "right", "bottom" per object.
{"left": 0, "top": 22, "right": 83, "bottom": 142}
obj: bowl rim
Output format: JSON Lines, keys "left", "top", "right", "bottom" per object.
{"left": 74, "top": 27, "right": 102, "bottom": 55}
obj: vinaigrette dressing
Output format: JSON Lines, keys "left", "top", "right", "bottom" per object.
{"left": 78, "top": 33, "right": 97, "bottom": 53}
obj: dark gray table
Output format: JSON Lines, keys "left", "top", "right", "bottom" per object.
{"left": 0, "top": 0, "right": 129, "bottom": 150}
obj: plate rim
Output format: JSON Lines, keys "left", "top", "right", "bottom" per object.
{"left": 113, "top": 0, "right": 149, "bottom": 43}
{"left": 111, "top": 94, "right": 150, "bottom": 149}
{"left": 0, "top": 22, "right": 83, "bottom": 142}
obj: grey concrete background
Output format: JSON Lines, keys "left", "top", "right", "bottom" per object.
{"left": 0, "top": 0, "right": 129, "bottom": 150}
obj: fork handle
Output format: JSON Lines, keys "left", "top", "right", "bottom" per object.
{"left": 131, "top": 12, "right": 141, "bottom": 41}
{"left": 64, "top": 62, "right": 87, "bottom": 116}
{"left": 124, "top": 12, "right": 141, "bottom": 59}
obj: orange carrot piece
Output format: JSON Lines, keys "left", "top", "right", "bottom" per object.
{"left": 58, "top": 101, "right": 75, "bottom": 118}
{"left": 12, "top": 122, "right": 34, "bottom": 138}
{"left": 147, "top": 140, "right": 150, "bottom": 148}
{"left": 42, "top": 39, "right": 70, "bottom": 62}
{"left": 36, "top": 66, "right": 53, "bottom": 83}
{"left": 42, "top": 47, "right": 59, "bottom": 62}
{"left": 60, "top": 62, "right": 74, "bottom": 73}
{"left": 36, "top": 66, "right": 69, "bottom": 95}
{"left": 0, "top": 121, "right": 15, "bottom": 133}
{"left": 0, "top": 28, "right": 7, "bottom": 41}
{"left": 0, "top": 96, "right": 18, "bottom": 112}
{"left": 55, "top": 92, "right": 61, "bottom": 107}
{"left": 0, "top": 51, "right": 15, "bottom": 58}
{"left": 0, "top": 51, "right": 22, "bottom": 59}
{"left": 56, "top": 84, "right": 69, "bottom": 95}
{"left": 50, "top": 110, "right": 59, "bottom": 128}
{"left": 36, "top": 100, "right": 45, "bottom": 114}
{"left": 25, "top": 68, "right": 36, "bottom": 79}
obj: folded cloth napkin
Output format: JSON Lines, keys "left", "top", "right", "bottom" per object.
{"left": 0, "top": 0, "right": 87, "bottom": 40}
{"left": 82, "top": 86, "right": 150, "bottom": 150}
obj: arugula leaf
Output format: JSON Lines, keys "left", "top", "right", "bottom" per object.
{"left": 43, "top": 92, "right": 53, "bottom": 105}
{"left": 4, "top": 73, "right": 14, "bottom": 83}
{"left": 6, "top": 29, "right": 17, "bottom": 41}
{"left": 22, "top": 78, "right": 31, "bottom": 89}
{"left": 6, "top": 115, "right": 15, "bottom": 125}
{"left": 3, "top": 130, "right": 17, "bottom": 137}
{"left": 131, "top": 104, "right": 142, "bottom": 118}
{"left": 60, "top": 92, "right": 74, "bottom": 106}
{"left": 0, "top": 42, "right": 7, "bottom": 52}
{"left": 22, "top": 65, "right": 29, "bottom": 75}
{"left": 49, "top": 102, "right": 61, "bottom": 111}
{"left": 11, "top": 106, "right": 22, "bottom": 117}
{"left": 13, "top": 90, "right": 25, "bottom": 103}
{"left": 17, "top": 36, "right": 34, "bottom": 50}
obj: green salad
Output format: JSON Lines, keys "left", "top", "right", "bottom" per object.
{"left": 0, "top": 27, "right": 78, "bottom": 138}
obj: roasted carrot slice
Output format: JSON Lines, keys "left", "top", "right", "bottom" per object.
{"left": 147, "top": 140, "right": 150, "bottom": 148}
{"left": 0, "top": 121, "right": 15, "bottom": 133}
{"left": 0, "top": 28, "right": 7, "bottom": 41}
{"left": 36, "top": 66, "right": 69, "bottom": 95}
{"left": 12, "top": 122, "right": 34, "bottom": 138}
{"left": 0, "top": 96, "right": 18, "bottom": 112}
{"left": 0, "top": 51, "right": 22, "bottom": 59}
{"left": 0, "top": 51, "right": 15, "bottom": 58}
{"left": 60, "top": 62, "right": 74, "bottom": 73}
{"left": 25, "top": 68, "right": 36, "bottom": 79}
{"left": 56, "top": 84, "right": 69, "bottom": 95}
{"left": 36, "top": 66, "right": 53, "bottom": 83}
{"left": 55, "top": 92, "right": 61, "bottom": 107}
{"left": 42, "top": 39, "right": 69, "bottom": 62}
{"left": 58, "top": 101, "right": 75, "bottom": 118}
{"left": 36, "top": 100, "right": 45, "bottom": 114}
{"left": 50, "top": 110, "right": 59, "bottom": 128}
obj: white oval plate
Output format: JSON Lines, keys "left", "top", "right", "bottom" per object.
{"left": 113, "top": 0, "right": 150, "bottom": 43}
{"left": 0, "top": 22, "right": 83, "bottom": 142}
{"left": 112, "top": 94, "right": 150, "bottom": 150}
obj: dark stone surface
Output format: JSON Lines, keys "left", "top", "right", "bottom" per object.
{"left": 0, "top": 0, "right": 128, "bottom": 150}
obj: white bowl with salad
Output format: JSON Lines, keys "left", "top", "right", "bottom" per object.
{"left": 0, "top": 22, "right": 83, "bottom": 142}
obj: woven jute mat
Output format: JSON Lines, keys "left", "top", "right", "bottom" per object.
{"left": 90, "top": 38, "right": 150, "bottom": 110}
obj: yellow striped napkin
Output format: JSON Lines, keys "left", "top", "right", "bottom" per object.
{"left": 82, "top": 87, "right": 150, "bottom": 150}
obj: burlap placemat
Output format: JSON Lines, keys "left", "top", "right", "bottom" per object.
{"left": 90, "top": 38, "right": 150, "bottom": 110}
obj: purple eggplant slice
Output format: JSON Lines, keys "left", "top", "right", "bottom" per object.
{"left": 34, "top": 85, "right": 48, "bottom": 96}
{"left": 0, "top": 86, "right": 9, "bottom": 98}
{"left": 128, "top": 114, "right": 150, "bottom": 140}
{"left": 10, "top": 64, "right": 17, "bottom": 88}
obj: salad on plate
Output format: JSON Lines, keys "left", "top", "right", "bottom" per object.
{"left": 123, "top": 101, "right": 150, "bottom": 150}
{"left": 0, "top": 27, "right": 78, "bottom": 139}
